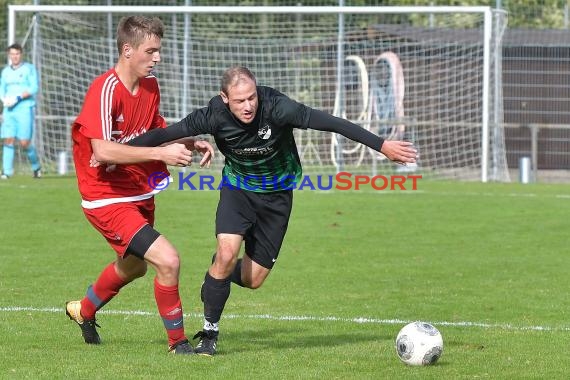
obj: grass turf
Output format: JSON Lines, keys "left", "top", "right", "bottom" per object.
{"left": 1, "top": 175, "right": 569, "bottom": 379}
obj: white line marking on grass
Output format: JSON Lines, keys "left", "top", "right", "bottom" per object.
{"left": 426, "top": 191, "right": 569, "bottom": 199}
{"left": 2, "top": 306, "right": 569, "bottom": 332}
{"left": 309, "top": 189, "right": 570, "bottom": 199}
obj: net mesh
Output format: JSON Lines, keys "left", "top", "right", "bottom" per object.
{"left": 11, "top": 6, "right": 509, "bottom": 181}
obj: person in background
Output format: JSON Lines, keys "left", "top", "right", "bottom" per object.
{"left": 0, "top": 43, "right": 41, "bottom": 179}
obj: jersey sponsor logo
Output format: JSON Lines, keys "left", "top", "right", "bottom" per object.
{"left": 258, "top": 124, "right": 272, "bottom": 140}
{"left": 109, "top": 128, "right": 148, "bottom": 144}
{"left": 233, "top": 146, "right": 273, "bottom": 156}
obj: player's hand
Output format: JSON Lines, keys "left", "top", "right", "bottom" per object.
{"left": 193, "top": 140, "right": 214, "bottom": 168}
{"left": 89, "top": 153, "right": 101, "bottom": 167}
{"left": 2, "top": 96, "right": 21, "bottom": 108}
{"left": 89, "top": 153, "right": 117, "bottom": 172}
{"left": 380, "top": 140, "right": 418, "bottom": 165}
{"left": 161, "top": 143, "right": 193, "bottom": 167}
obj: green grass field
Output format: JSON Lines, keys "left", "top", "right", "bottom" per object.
{"left": 1, "top": 174, "right": 569, "bottom": 379}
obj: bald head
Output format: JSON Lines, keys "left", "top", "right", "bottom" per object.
{"left": 219, "top": 67, "right": 259, "bottom": 124}
{"left": 220, "top": 66, "right": 257, "bottom": 95}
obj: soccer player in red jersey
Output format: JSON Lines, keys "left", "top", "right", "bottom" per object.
{"left": 65, "top": 15, "right": 213, "bottom": 355}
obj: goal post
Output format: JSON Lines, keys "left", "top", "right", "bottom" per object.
{"left": 8, "top": 5, "right": 509, "bottom": 182}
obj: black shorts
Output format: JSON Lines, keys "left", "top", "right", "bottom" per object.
{"left": 126, "top": 224, "right": 161, "bottom": 260}
{"left": 216, "top": 186, "right": 293, "bottom": 269}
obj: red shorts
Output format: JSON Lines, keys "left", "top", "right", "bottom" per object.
{"left": 82, "top": 198, "right": 155, "bottom": 256}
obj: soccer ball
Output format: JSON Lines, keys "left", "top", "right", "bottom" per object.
{"left": 395, "top": 321, "right": 443, "bottom": 366}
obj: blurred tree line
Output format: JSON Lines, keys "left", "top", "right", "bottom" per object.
{"left": 0, "top": 0, "right": 567, "bottom": 47}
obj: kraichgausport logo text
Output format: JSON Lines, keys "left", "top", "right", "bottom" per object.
{"left": 148, "top": 171, "right": 421, "bottom": 191}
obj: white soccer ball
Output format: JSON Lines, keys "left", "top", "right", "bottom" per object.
{"left": 395, "top": 321, "right": 443, "bottom": 366}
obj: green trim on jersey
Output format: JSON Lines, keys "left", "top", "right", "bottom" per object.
{"left": 182, "top": 86, "right": 311, "bottom": 193}
{"left": 220, "top": 137, "right": 303, "bottom": 192}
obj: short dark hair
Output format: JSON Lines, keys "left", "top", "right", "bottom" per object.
{"left": 220, "top": 66, "right": 256, "bottom": 94}
{"left": 116, "top": 16, "right": 164, "bottom": 54}
{"left": 7, "top": 43, "right": 22, "bottom": 52}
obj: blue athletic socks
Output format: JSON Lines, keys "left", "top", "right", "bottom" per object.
{"left": 26, "top": 145, "right": 40, "bottom": 171}
{"left": 2, "top": 144, "right": 15, "bottom": 176}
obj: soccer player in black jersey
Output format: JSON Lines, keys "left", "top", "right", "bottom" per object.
{"left": 129, "top": 66, "right": 417, "bottom": 355}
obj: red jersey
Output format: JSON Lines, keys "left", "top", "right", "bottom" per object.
{"left": 72, "top": 68, "right": 168, "bottom": 207}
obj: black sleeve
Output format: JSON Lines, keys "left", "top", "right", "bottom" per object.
{"left": 127, "top": 122, "right": 189, "bottom": 147}
{"left": 128, "top": 105, "right": 216, "bottom": 147}
{"left": 307, "top": 109, "right": 384, "bottom": 152}
{"left": 269, "top": 88, "right": 312, "bottom": 129}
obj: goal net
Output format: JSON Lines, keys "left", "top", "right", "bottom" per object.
{"left": 8, "top": 5, "right": 509, "bottom": 182}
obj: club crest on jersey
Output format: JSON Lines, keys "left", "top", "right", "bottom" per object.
{"left": 258, "top": 124, "right": 272, "bottom": 140}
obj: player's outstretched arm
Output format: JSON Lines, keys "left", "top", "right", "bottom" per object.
{"left": 128, "top": 123, "right": 188, "bottom": 147}
{"left": 91, "top": 139, "right": 193, "bottom": 167}
{"left": 307, "top": 109, "right": 417, "bottom": 165}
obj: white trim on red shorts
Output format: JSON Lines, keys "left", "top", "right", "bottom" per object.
{"left": 80, "top": 178, "right": 168, "bottom": 209}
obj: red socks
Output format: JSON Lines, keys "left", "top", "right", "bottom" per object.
{"left": 80, "top": 262, "right": 126, "bottom": 320}
{"left": 154, "top": 278, "right": 186, "bottom": 346}
{"left": 78, "top": 263, "right": 186, "bottom": 346}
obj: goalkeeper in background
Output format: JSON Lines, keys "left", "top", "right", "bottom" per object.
{"left": 0, "top": 43, "right": 41, "bottom": 179}
{"left": 129, "top": 66, "right": 417, "bottom": 356}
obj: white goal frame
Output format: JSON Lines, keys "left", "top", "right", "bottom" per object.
{"left": 8, "top": 5, "right": 504, "bottom": 182}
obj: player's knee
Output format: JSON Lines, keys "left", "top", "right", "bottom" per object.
{"left": 246, "top": 278, "right": 264, "bottom": 290}
{"left": 243, "top": 273, "right": 267, "bottom": 290}
{"left": 132, "top": 263, "right": 148, "bottom": 278}
{"left": 128, "top": 266, "right": 147, "bottom": 281}
{"left": 159, "top": 251, "right": 181, "bottom": 273}
{"left": 149, "top": 247, "right": 181, "bottom": 281}
{"left": 213, "top": 250, "right": 238, "bottom": 270}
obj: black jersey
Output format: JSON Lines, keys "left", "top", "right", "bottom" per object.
{"left": 129, "top": 86, "right": 386, "bottom": 192}
{"left": 175, "top": 86, "right": 311, "bottom": 192}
